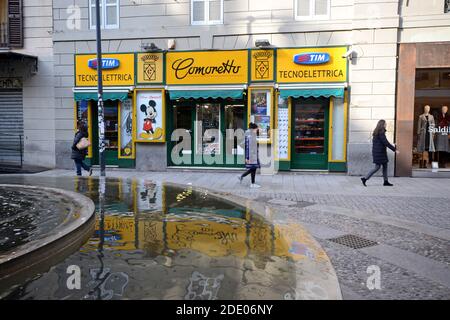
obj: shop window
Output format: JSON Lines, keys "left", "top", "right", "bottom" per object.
{"left": 191, "top": 0, "right": 223, "bottom": 25}
{"left": 89, "top": 0, "right": 119, "bottom": 30}
{"left": 446, "top": 0, "right": 450, "bottom": 13}
{"left": 75, "top": 100, "right": 91, "bottom": 157}
{"left": 249, "top": 89, "right": 272, "bottom": 143}
{"left": 413, "top": 68, "right": 450, "bottom": 171}
{"left": 331, "top": 97, "right": 345, "bottom": 161}
{"left": 119, "top": 98, "right": 134, "bottom": 158}
{"left": 416, "top": 69, "right": 450, "bottom": 89}
{"left": 295, "top": 0, "right": 330, "bottom": 21}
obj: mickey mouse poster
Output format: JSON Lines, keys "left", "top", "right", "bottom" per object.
{"left": 136, "top": 90, "right": 164, "bottom": 142}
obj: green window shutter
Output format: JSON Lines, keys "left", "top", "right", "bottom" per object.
{"left": 8, "top": 0, "right": 23, "bottom": 48}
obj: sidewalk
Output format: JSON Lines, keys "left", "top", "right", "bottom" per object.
{"left": 8, "top": 169, "right": 450, "bottom": 299}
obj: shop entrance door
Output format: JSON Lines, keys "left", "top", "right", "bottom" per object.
{"left": 168, "top": 100, "right": 246, "bottom": 167}
{"left": 194, "top": 103, "right": 221, "bottom": 165}
{"left": 91, "top": 100, "right": 119, "bottom": 166}
{"left": 291, "top": 97, "right": 329, "bottom": 169}
{"left": 170, "top": 104, "right": 194, "bottom": 165}
{"left": 224, "top": 104, "right": 246, "bottom": 166}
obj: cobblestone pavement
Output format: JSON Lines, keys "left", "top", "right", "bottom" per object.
{"left": 5, "top": 169, "right": 450, "bottom": 300}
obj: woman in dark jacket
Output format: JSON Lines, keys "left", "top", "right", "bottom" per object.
{"left": 361, "top": 120, "right": 398, "bottom": 186}
{"left": 238, "top": 123, "right": 261, "bottom": 188}
{"left": 71, "top": 121, "right": 92, "bottom": 176}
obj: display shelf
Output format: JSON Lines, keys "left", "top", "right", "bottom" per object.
{"left": 295, "top": 145, "right": 324, "bottom": 149}
{"left": 295, "top": 137, "right": 324, "bottom": 141}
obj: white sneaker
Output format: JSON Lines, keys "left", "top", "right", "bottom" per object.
{"left": 237, "top": 175, "right": 243, "bottom": 184}
{"left": 250, "top": 183, "right": 261, "bottom": 189}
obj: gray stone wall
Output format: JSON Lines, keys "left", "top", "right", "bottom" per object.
{"left": 135, "top": 143, "right": 167, "bottom": 171}
{"left": 13, "top": 0, "right": 56, "bottom": 168}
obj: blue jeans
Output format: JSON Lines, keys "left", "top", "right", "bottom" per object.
{"left": 74, "top": 159, "right": 90, "bottom": 176}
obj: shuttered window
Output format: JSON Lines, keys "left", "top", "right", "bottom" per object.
{"left": 295, "top": 0, "right": 330, "bottom": 20}
{"left": 8, "top": 0, "right": 23, "bottom": 48}
{"left": 0, "top": 89, "right": 23, "bottom": 165}
{"left": 191, "top": 0, "right": 223, "bottom": 25}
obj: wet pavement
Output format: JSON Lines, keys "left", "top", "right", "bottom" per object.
{"left": 0, "top": 176, "right": 337, "bottom": 300}
{"left": 7, "top": 169, "right": 449, "bottom": 300}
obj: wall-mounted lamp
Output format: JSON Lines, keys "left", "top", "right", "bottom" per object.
{"left": 142, "top": 42, "right": 162, "bottom": 52}
{"left": 255, "top": 39, "right": 273, "bottom": 48}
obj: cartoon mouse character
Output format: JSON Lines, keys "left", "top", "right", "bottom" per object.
{"left": 140, "top": 100, "right": 157, "bottom": 134}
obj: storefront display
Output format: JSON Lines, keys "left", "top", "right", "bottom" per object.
{"left": 135, "top": 89, "right": 165, "bottom": 143}
{"left": 276, "top": 96, "right": 289, "bottom": 160}
{"left": 411, "top": 68, "right": 450, "bottom": 172}
{"left": 119, "top": 98, "right": 134, "bottom": 158}
{"left": 75, "top": 100, "right": 92, "bottom": 158}
{"left": 72, "top": 46, "right": 349, "bottom": 171}
{"left": 249, "top": 88, "right": 272, "bottom": 143}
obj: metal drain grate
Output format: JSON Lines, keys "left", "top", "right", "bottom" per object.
{"left": 327, "top": 234, "right": 378, "bottom": 249}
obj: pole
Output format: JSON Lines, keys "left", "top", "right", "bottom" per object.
{"left": 95, "top": 0, "right": 106, "bottom": 177}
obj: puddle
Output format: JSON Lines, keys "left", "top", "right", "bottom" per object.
{"left": 0, "top": 176, "right": 310, "bottom": 300}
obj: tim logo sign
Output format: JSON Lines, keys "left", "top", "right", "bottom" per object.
{"left": 88, "top": 58, "right": 120, "bottom": 70}
{"left": 293, "top": 53, "right": 330, "bottom": 65}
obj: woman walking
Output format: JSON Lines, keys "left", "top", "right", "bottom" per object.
{"left": 238, "top": 123, "right": 260, "bottom": 188}
{"left": 361, "top": 120, "right": 398, "bottom": 186}
{"left": 71, "top": 121, "right": 93, "bottom": 176}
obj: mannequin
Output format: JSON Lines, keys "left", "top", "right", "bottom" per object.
{"left": 417, "top": 105, "right": 435, "bottom": 168}
{"left": 436, "top": 105, "right": 450, "bottom": 168}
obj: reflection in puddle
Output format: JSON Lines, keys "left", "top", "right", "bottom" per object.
{"left": 0, "top": 176, "right": 314, "bottom": 300}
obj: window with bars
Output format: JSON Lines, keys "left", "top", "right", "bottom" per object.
{"left": 191, "top": 0, "right": 223, "bottom": 25}
{"left": 295, "top": 0, "right": 330, "bottom": 20}
{"left": 89, "top": 0, "right": 119, "bottom": 29}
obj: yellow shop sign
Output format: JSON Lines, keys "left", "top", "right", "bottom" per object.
{"left": 75, "top": 53, "right": 135, "bottom": 86}
{"left": 136, "top": 52, "right": 164, "bottom": 84}
{"left": 250, "top": 49, "right": 275, "bottom": 82}
{"left": 166, "top": 50, "right": 248, "bottom": 85}
{"left": 277, "top": 47, "right": 348, "bottom": 83}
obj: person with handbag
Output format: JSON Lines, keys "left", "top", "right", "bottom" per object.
{"left": 71, "top": 121, "right": 92, "bottom": 176}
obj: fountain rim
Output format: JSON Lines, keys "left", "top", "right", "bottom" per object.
{"left": 0, "top": 184, "right": 95, "bottom": 265}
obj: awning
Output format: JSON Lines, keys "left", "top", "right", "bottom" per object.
{"left": 169, "top": 89, "right": 243, "bottom": 100}
{"left": 73, "top": 87, "right": 132, "bottom": 101}
{"left": 280, "top": 88, "right": 344, "bottom": 99}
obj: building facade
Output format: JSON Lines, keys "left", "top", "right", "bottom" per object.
{"left": 0, "top": 0, "right": 55, "bottom": 169}
{"left": 4, "top": 0, "right": 448, "bottom": 176}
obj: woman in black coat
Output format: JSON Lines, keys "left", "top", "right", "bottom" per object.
{"left": 361, "top": 120, "right": 398, "bottom": 186}
{"left": 71, "top": 121, "right": 92, "bottom": 176}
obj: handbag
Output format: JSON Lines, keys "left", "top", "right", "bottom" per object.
{"left": 76, "top": 137, "right": 90, "bottom": 150}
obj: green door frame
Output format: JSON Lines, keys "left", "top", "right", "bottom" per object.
{"left": 167, "top": 97, "right": 247, "bottom": 168}
{"left": 291, "top": 97, "right": 329, "bottom": 170}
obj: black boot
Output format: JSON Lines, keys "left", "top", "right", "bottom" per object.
{"left": 423, "top": 160, "right": 428, "bottom": 168}
{"left": 361, "top": 177, "right": 367, "bottom": 187}
{"left": 383, "top": 181, "right": 393, "bottom": 186}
